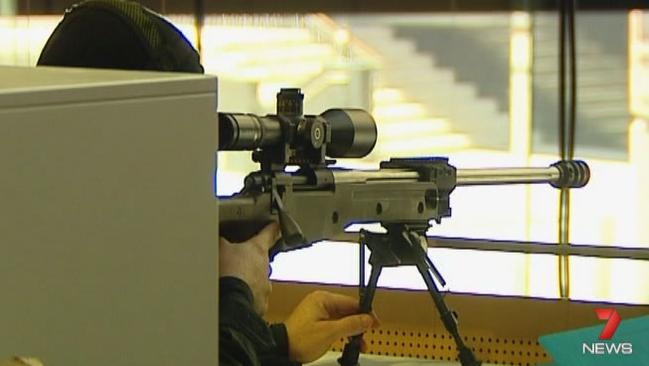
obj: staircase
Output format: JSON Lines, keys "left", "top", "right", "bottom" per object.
{"left": 350, "top": 24, "right": 509, "bottom": 151}
{"left": 370, "top": 87, "right": 468, "bottom": 159}
{"left": 394, "top": 22, "right": 511, "bottom": 116}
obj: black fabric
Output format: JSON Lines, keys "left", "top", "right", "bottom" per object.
{"left": 220, "top": 277, "right": 301, "bottom": 366}
{"left": 148, "top": 12, "right": 203, "bottom": 73}
{"left": 37, "top": 0, "right": 203, "bottom": 73}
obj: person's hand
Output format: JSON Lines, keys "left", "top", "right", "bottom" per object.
{"left": 219, "top": 222, "right": 279, "bottom": 316}
{"left": 284, "top": 291, "right": 380, "bottom": 363}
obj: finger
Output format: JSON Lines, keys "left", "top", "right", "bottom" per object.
{"left": 320, "top": 292, "right": 363, "bottom": 318}
{"left": 367, "top": 311, "right": 381, "bottom": 328}
{"left": 252, "top": 222, "right": 280, "bottom": 250}
{"left": 324, "top": 314, "right": 375, "bottom": 340}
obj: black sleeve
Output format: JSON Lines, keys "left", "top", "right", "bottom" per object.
{"left": 219, "top": 277, "right": 301, "bottom": 366}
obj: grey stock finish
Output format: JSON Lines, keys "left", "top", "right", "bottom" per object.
{"left": 219, "top": 158, "right": 456, "bottom": 253}
{"left": 218, "top": 158, "right": 590, "bottom": 257}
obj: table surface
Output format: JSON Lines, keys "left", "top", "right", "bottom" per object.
{"left": 309, "top": 352, "right": 497, "bottom": 366}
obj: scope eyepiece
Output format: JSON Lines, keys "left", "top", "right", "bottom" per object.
{"left": 218, "top": 113, "right": 282, "bottom": 151}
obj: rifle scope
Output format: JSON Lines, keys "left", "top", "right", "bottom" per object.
{"left": 218, "top": 89, "right": 377, "bottom": 159}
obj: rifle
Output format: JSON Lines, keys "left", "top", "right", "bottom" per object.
{"left": 218, "top": 88, "right": 590, "bottom": 366}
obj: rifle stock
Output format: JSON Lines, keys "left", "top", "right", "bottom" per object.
{"left": 218, "top": 158, "right": 589, "bottom": 257}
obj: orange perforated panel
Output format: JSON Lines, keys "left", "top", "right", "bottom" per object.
{"left": 267, "top": 282, "right": 649, "bottom": 365}
{"left": 331, "top": 329, "right": 550, "bottom": 365}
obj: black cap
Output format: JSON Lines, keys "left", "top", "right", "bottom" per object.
{"left": 37, "top": 0, "right": 203, "bottom": 73}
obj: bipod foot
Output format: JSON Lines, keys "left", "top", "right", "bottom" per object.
{"left": 337, "top": 335, "right": 362, "bottom": 366}
{"left": 459, "top": 345, "right": 482, "bottom": 366}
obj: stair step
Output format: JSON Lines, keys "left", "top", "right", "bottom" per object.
{"left": 373, "top": 88, "right": 406, "bottom": 104}
{"left": 380, "top": 69, "right": 456, "bottom": 86}
{"left": 372, "top": 102, "right": 427, "bottom": 121}
{"left": 381, "top": 58, "right": 438, "bottom": 73}
{"left": 378, "top": 118, "right": 451, "bottom": 135}
{"left": 379, "top": 133, "right": 471, "bottom": 153}
{"left": 460, "top": 31, "right": 511, "bottom": 45}
{"left": 348, "top": 22, "right": 510, "bottom": 151}
{"left": 417, "top": 91, "right": 501, "bottom": 115}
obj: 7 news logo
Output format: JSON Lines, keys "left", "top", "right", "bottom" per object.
{"left": 582, "top": 308, "right": 633, "bottom": 355}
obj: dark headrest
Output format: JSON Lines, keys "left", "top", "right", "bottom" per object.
{"left": 38, "top": 0, "right": 204, "bottom": 73}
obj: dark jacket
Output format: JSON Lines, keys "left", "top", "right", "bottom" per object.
{"left": 220, "top": 277, "right": 301, "bottom": 366}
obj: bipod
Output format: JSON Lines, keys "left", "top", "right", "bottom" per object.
{"left": 338, "top": 224, "right": 481, "bottom": 366}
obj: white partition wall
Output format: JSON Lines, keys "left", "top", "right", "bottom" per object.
{"left": 0, "top": 66, "right": 218, "bottom": 366}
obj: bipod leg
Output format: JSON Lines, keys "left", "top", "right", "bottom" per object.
{"left": 414, "top": 260, "right": 481, "bottom": 366}
{"left": 338, "top": 260, "right": 382, "bottom": 366}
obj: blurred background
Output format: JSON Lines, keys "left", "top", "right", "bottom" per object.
{"left": 2, "top": 1, "right": 647, "bottom": 305}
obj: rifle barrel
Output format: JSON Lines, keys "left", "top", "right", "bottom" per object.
{"left": 332, "top": 166, "right": 562, "bottom": 186}
{"left": 456, "top": 166, "right": 560, "bottom": 186}
{"left": 331, "top": 169, "right": 418, "bottom": 183}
